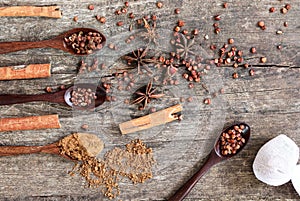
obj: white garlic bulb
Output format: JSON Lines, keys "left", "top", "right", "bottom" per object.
{"left": 253, "top": 134, "right": 299, "bottom": 186}
{"left": 291, "top": 165, "right": 300, "bottom": 196}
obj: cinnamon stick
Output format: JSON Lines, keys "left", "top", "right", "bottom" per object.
{"left": 0, "top": 114, "right": 61, "bottom": 132}
{"left": 0, "top": 63, "right": 51, "bottom": 80}
{"left": 0, "top": 6, "right": 62, "bottom": 18}
{"left": 119, "top": 104, "right": 182, "bottom": 135}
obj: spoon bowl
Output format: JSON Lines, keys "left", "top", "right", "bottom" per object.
{"left": 0, "top": 28, "right": 106, "bottom": 55}
{"left": 0, "top": 83, "right": 107, "bottom": 110}
{"left": 168, "top": 122, "right": 251, "bottom": 201}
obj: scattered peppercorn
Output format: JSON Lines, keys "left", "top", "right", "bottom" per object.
{"left": 223, "top": 2, "right": 228, "bottom": 8}
{"left": 269, "top": 7, "right": 276, "bottom": 12}
{"left": 228, "top": 38, "right": 234, "bottom": 44}
{"left": 192, "top": 29, "right": 199, "bottom": 35}
{"left": 88, "top": 4, "right": 94, "bottom": 10}
{"left": 203, "top": 98, "right": 211, "bottom": 105}
{"left": 276, "top": 30, "right": 283, "bottom": 35}
{"left": 174, "top": 8, "right": 180, "bottom": 14}
{"left": 174, "top": 26, "right": 180, "bottom": 32}
{"left": 283, "top": 22, "right": 288, "bottom": 27}
{"left": 214, "top": 15, "right": 221, "bottom": 21}
{"left": 257, "top": 21, "right": 265, "bottom": 28}
{"left": 116, "top": 21, "right": 124, "bottom": 26}
{"left": 124, "top": 1, "right": 129, "bottom": 7}
{"left": 250, "top": 47, "right": 256, "bottom": 54}
{"left": 178, "top": 20, "right": 185, "bottom": 27}
{"left": 260, "top": 57, "right": 267, "bottom": 63}
{"left": 281, "top": 7, "right": 288, "bottom": 14}
{"left": 232, "top": 72, "right": 238, "bottom": 79}
{"left": 249, "top": 69, "right": 255, "bottom": 76}
{"left": 277, "top": 45, "right": 282, "bottom": 50}
{"left": 285, "top": 4, "right": 291, "bottom": 10}
{"left": 73, "top": 16, "right": 78, "bottom": 22}
{"left": 156, "top": 1, "right": 163, "bottom": 8}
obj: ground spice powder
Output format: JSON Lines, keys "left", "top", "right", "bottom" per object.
{"left": 59, "top": 136, "right": 155, "bottom": 199}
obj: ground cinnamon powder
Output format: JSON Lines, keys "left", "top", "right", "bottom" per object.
{"left": 59, "top": 135, "right": 155, "bottom": 199}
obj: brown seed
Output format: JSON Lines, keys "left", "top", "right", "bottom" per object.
{"left": 223, "top": 2, "right": 228, "bottom": 8}
{"left": 281, "top": 7, "right": 288, "bottom": 14}
{"left": 233, "top": 63, "right": 239, "bottom": 68}
{"left": 210, "top": 44, "right": 217, "bottom": 50}
{"left": 174, "top": 8, "right": 180, "bottom": 14}
{"left": 203, "top": 98, "right": 211, "bottom": 105}
{"left": 124, "top": 1, "right": 129, "bottom": 7}
{"left": 257, "top": 21, "right": 265, "bottom": 28}
{"left": 129, "top": 12, "right": 135, "bottom": 19}
{"left": 228, "top": 38, "right": 234, "bottom": 44}
{"left": 108, "top": 43, "right": 115, "bottom": 49}
{"left": 188, "top": 83, "right": 194, "bottom": 89}
{"left": 45, "top": 86, "right": 52, "bottom": 93}
{"left": 182, "top": 29, "right": 188, "bottom": 35}
{"left": 214, "top": 15, "right": 221, "bottom": 21}
{"left": 276, "top": 30, "right": 283, "bottom": 35}
{"left": 88, "top": 4, "right": 94, "bottom": 10}
{"left": 151, "top": 15, "right": 157, "bottom": 21}
{"left": 250, "top": 47, "right": 256, "bottom": 54}
{"left": 237, "top": 50, "right": 243, "bottom": 56}
{"left": 232, "top": 72, "right": 238, "bottom": 79}
{"left": 98, "top": 16, "right": 106, "bottom": 23}
{"left": 283, "top": 22, "right": 288, "bottom": 27}
{"left": 277, "top": 45, "right": 282, "bottom": 50}
{"left": 285, "top": 4, "right": 291, "bottom": 10}
{"left": 260, "top": 57, "right": 267, "bottom": 63}
{"left": 156, "top": 1, "right": 163, "bottom": 8}
{"left": 192, "top": 29, "right": 199, "bottom": 35}
{"left": 121, "top": 8, "right": 127, "bottom": 14}
{"left": 174, "top": 26, "right": 180, "bottom": 32}
{"left": 269, "top": 7, "right": 276, "bottom": 13}
{"left": 244, "top": 63, "right": 249, "bottom": 68}
{"left": 213, "top": 23, "right": 219, "bottom": 27}
{"left": 115, "top": 10, "right": 121, "bottom": 15}
{"left": 249, "top": 69, "right": 255, "bottom": 76}
{"left": 215, "top": 27, "right": 221, "bottom": 34}
{"left": 116, "top": 21, "right": 124, "bottom": 26}
{"left": 178, "top": 20, "right": 185, "bottom": 27}
{"left": 73, "top": 16, "right": 78, "bottom": 22}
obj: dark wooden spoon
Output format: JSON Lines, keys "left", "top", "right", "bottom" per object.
{"left": 168, "top": 123, "right": 251, "bottom": 201}
{"left": 0, "top": 133, "right": 104, "bottom": 161}
{"left": 0, "top": 83, "right": 106, "bottom": 110}
{"left": 0, "top": 28, "right": 106, "bottom": 55}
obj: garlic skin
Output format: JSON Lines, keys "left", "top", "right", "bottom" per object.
{"left": 291, "top": 165, "right": 300, "bottom": 196}
{"left": 253, "top": 134, "right": 299, "bottom": 186}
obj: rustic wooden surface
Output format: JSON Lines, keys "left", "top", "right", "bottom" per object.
{"left": 0, "top": 0, "right": 299, "bottom": 200}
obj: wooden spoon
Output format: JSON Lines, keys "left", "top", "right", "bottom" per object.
{"left": 0, "top": 28, "right": 106, "bottom": 55}
{"left": 0, "top": 133, "right": 104, "bottom": 160}
{"left": 168, "top": 123, "right": 251, "bottom": 201}
{"left": 0, "top": 83, "right": 106, "bottom": 110}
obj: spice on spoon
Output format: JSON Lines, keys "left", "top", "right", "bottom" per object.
{"left": 64, "top": 31, "right": 104, "bottom": 54}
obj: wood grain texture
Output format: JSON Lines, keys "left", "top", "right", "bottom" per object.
{"left": 0, "top": 0, "right": 299, "bottom": 200}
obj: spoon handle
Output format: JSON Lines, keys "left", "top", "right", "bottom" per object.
{"left": 0, "top": 40, "right": 48, "bottom": 54}
{"left": 168, "top": 151, "right": 223, "bottom": 201}
{"left": 0, "top": 90, "right": 66, "bottom": 105}
{"left": 0, "top": 143, "right": 59, "bottom": 156}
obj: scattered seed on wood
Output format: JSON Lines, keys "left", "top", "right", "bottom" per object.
{"left": 281, "top": 7, "right": 288, "bottom": 14}
{"left": 250, "top": 47, "right": 257, "bottom": 54}
{"left": 269, "top": 7, "right": 276, "bottom": 12}
{"left": 283, "top": 22, "right": 288, "bottom": 27}
{"left": 276, "top": 30, "right": 283, "bottom": 35}
{"left": 258, "top": 21, "right": 265, "bottom": 28}
{"left": 228, "top": 38, "right": 234, "bottom": 44}
{"left": 156, "top": 1, "right": 163, "bottom": 8}
{"left": 214, "top": 15, "right": 221, "bottom": 21}
{"left": 223, "top": 2, "right": 228, "bottom": 8}
{"left": 73, "top": 16, "right": 78, "bottom": 22}
{"left": 204, "top": 98, "right": 211, "bottom": 105}
{"left": 174, "top": 8, "right": 180, "bottom": 14}
{"left": 260, "top": 57, "right": 267, "bottom": 63}
{"left": 178, "top": 20, "right": 185, "bottom": 27}
{"left": 285, "top": 4, "right": 291, "bottom": 10}
{"left": 88, "top": 4, "right": 94, "bottom": 10}
{"left": 45, "top": 86, "right": 52, "bottom": 93}
{"left": 249, "top": 69, "right": 255, "bottom": 76}
{"left": 232, "top": 72, "right": 238, "bottom": 79}
{"left": 116, "top": 21, "right": 124, "bottom": 26}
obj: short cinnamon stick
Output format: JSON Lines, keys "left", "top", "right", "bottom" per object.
{"left": 119, "top": 104, "right": 182, "bottom": 135}
{"left": 0, "top": 63, "right": 51, "bottom": 80}
{"left": 0, "top": 114, "right": 61, "bottom": 132}
{"left": 0, "top": 6, "right": 62, "bottom": 18}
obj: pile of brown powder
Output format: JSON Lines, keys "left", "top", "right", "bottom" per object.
{"left": 59, "top": 135, "right": 155, "bottom": 199}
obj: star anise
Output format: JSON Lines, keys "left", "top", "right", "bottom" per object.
{"left": 131, "top": 79, "right": 164, "bottom": 109}
{"left": 175, "top": 34, "right": 196, "bottom": 59}
{"left": 122, "top": 47, "right": 158, "bottom": 74}
{"left": 138, "top": 18, "right": 159, "bottom": 46}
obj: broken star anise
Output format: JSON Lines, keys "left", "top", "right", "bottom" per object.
{"left": 131, "top": 79, "right": 164, "bottom": 110}
{"left": 122, "top": 47, "right": 158, "bottom": 74}
{"left": 175, "top": 34, "right": 196, "bottom": 59}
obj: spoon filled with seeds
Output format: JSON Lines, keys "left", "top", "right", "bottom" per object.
{"left": 0, "top": 133, "right": 104, "bottom": 161}
{"left": 168, "top": 122, "right": 250, "bottom": 201}
{"left": 0, "top": 83, "right": 107, "bottom": 110}
{"left": 0, "top": 28, "right": 106, "bottom": 55}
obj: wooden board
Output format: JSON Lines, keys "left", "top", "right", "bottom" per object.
{"left": 0, "top": 0, "right": 299, "bottom": 200}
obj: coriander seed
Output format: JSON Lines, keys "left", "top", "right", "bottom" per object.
{"left": 260, "top": 57, "right": 267, "bottom": 63}
{"left": 228, "top": 38, "right": 234, "bottom": 44}
{"left": 174, "top": 8, "right": 180, "bottom": 14}
{"left": 88, "top": 4, "right": 94, "bottom": 10}
{"left": 232, "top": 72, "right": 238, "bottom": 79}
{"left": 156, "top": 1, "right": 163, "bottom": 8}
{"left": 269, "top": 7, "right": 276, "bottom": 12}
